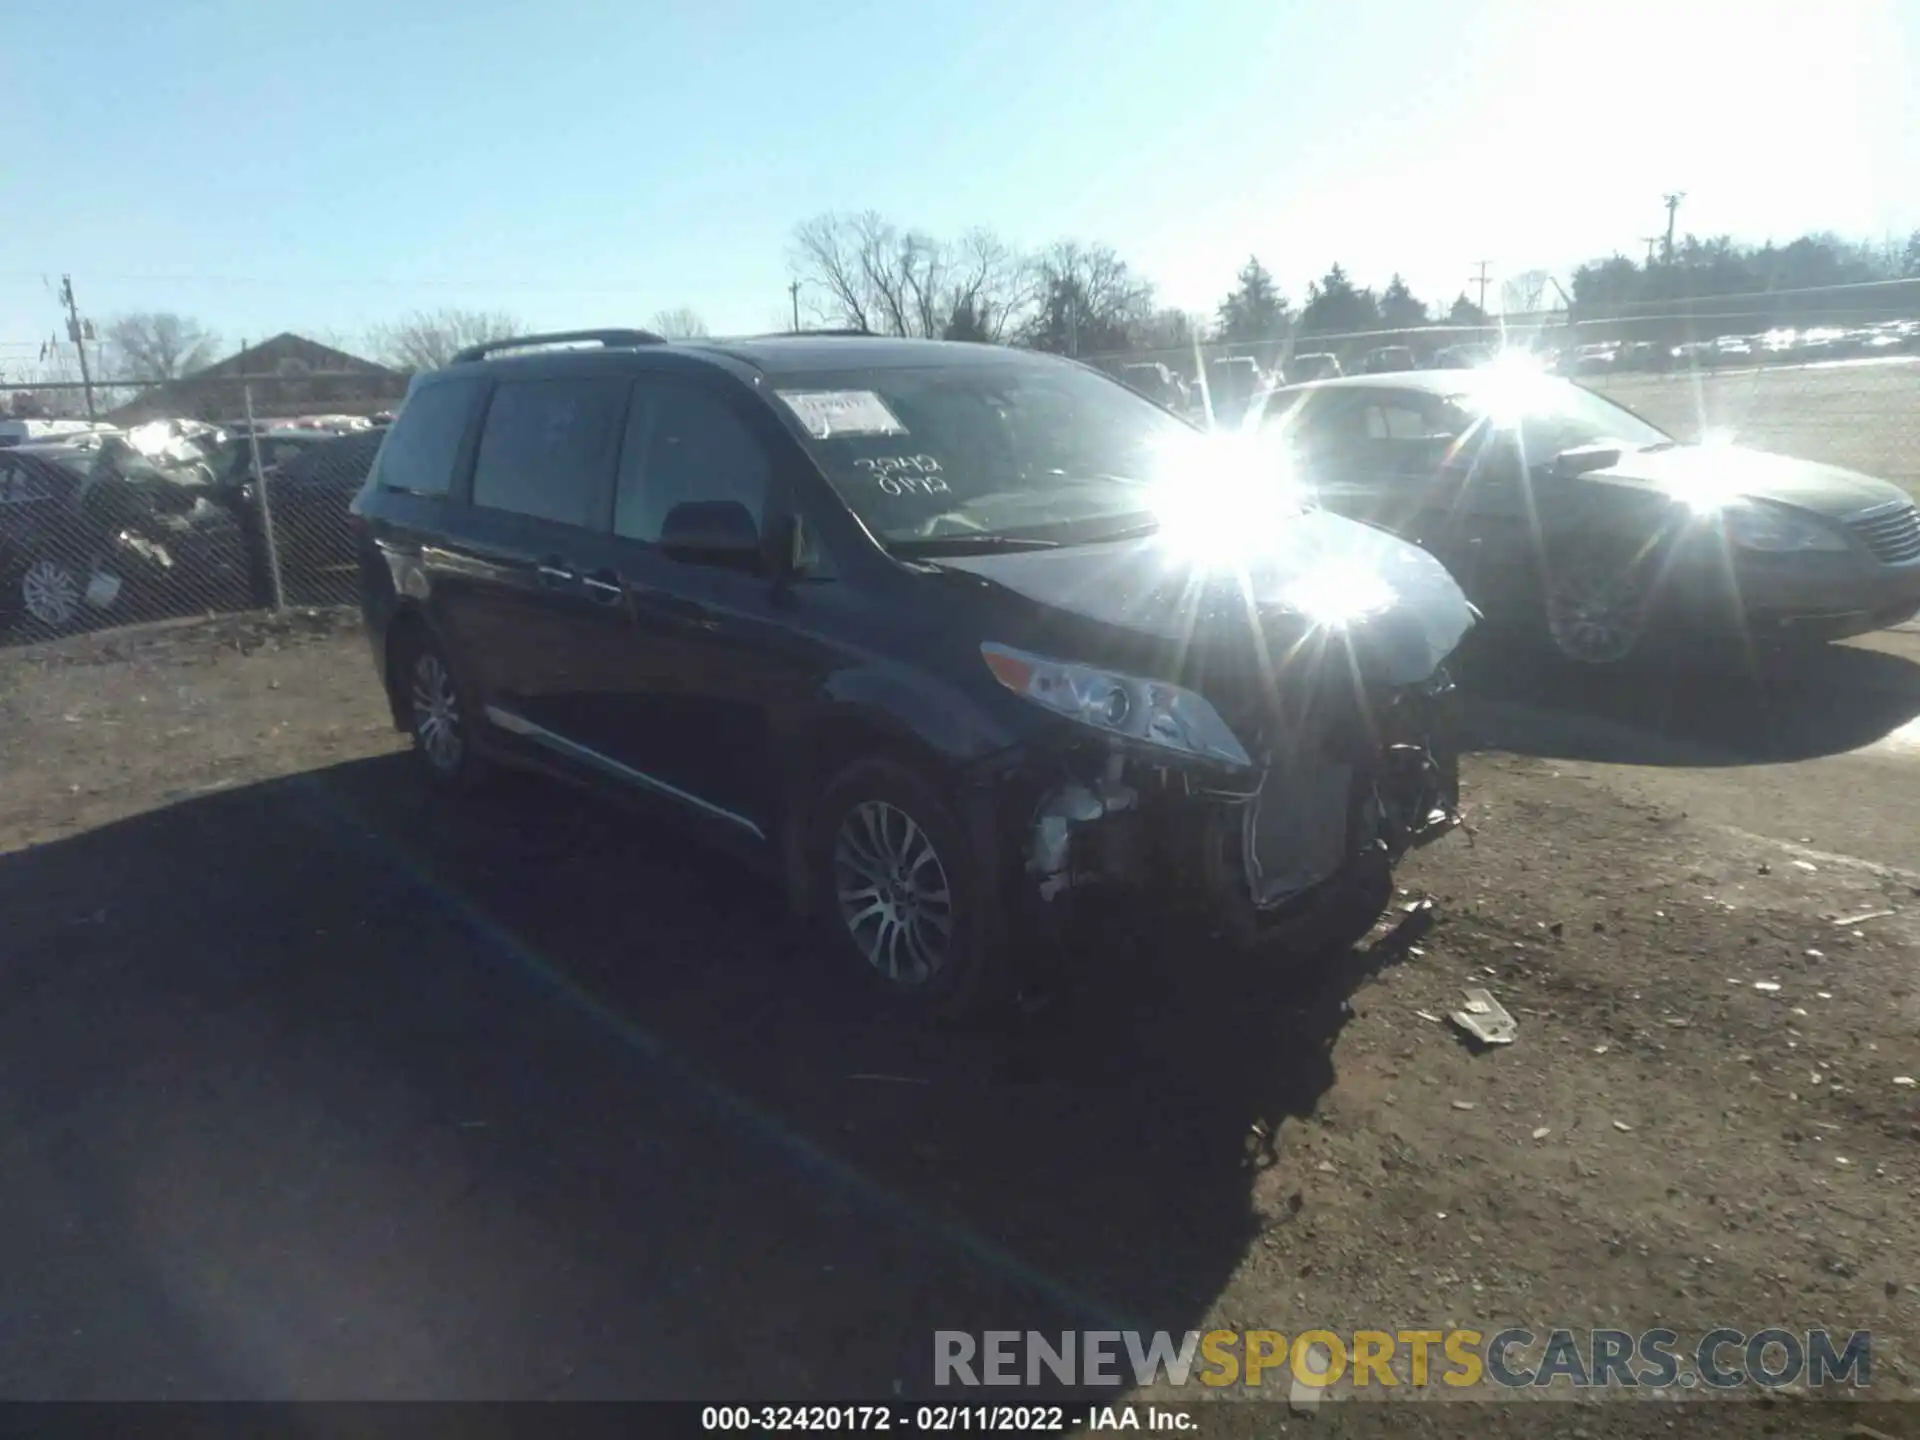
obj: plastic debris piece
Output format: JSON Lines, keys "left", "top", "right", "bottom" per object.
{"left": 1833, "top": 909, "right": 1895, "bottom": 927}
{"left": 1753, "top": 981, "right": 1782, "bottom": 993}
{"left": 1613, "top": 1120, "right": 1634, "bottom": 1132}
{"left": 1448, "top": 988, "right": 1517, "bottom": 1046}
{"left": 1531, "top": 1126, "right": 1551, "bottom": 1140}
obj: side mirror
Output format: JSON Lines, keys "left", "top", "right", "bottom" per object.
{"left": 659, "top": 500, "right": 764, "bottom": 572}
{"left": 1551, "top": 444, "right": 1624, "bottom": 479}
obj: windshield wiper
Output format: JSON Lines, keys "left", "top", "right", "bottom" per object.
{"left": 890, "top": 534, "right": 1063, "bottom": 557}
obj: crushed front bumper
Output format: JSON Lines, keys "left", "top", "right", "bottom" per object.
{"left": 995, "top": 669, "right": 1463, "bottom": 958}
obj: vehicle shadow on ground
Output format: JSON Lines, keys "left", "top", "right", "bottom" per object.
{"left": 0, "top": 757, "right": 1410, "bottom": 1399}
{"left": 1455, "top": 638, "right": 1920, "bottom": 766}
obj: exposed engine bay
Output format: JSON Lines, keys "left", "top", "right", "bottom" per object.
{"left": 1020, "top": 667, "right": 1461, "bottom": 947}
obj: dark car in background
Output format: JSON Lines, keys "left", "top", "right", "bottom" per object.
{"left": 1282, "top": 352, "right": 1343, "bottom": 383}
{"left": 0, "top": 447, "right": 103, "bottom": 630}
{"left": 352, "top": 329, "right": 1472, "bottom": 1017}
{"left": 1353, "top": 345, "right": 1418, "bottom": 375}
{"left": 226, "top": 426, "right": 387, "bottom": 598}
{"left": 1261, "top": 372, "right": 1920, "bottom": 664}
{"left": 1118, "top": 361, "right": 1188, "bottom": 412}
{"left": 1427, "top": 344, "right": 1495, "bottom": 370}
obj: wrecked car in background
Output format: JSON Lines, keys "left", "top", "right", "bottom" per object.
{"left": 353, "top": 330, "right": 1472, "bottom": 1019}
{"left": 0, "top": 433, "right": 249, "bottom": 632}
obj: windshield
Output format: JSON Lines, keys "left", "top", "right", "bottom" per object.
{"left": 1453, "top": 374, "right": 1672, "bottom": 454}
{"left": 774, "top": 361, "right": 1201, "bottom": 546}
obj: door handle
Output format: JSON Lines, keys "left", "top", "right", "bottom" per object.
{"left": 582, "top": 570, "right": 626, "bottom": 604}
{"left": 536, "top": 558, "right": 577, "bottom": 587}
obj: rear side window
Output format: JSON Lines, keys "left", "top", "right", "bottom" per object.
{"left": 376, "top": 379, "right": 483, "bottom": 496}
{"left": 614, "top": 382, "right": 769, "bottom": 542}
{"left": 471, "top": 377, "right": 629, "bottom": 528}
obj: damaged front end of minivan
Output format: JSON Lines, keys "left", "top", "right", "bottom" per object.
{"left": 1002, "top": 662, "right": 1462, "bottom": 956}
{"left": 943, "top": 516, "right": 1477, "bottom": 962}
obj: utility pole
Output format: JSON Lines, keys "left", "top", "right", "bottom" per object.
{"left": 1469, "top": 261, "right": 1492, "bottom": 315}
{"left": 57, "top": 275, "right": 98, "bottom": 421}
{"left": 1640, "top": 236, "right": 1662, "bottom": 267}
{"left": 787, "top": 280, "right": 801, "bottom": 333}
{"left": 1661, "top": 192, "right": 1685, "bottom": 265}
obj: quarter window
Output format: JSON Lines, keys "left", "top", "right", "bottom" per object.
{"left": 615, "top": 383, "right": 770, "bottom": 542}
{"left": 376, "top": 378, "right": 484, "bottom": 497}
{"left": 470, "top": 377, "right": 630, "bottom": 528}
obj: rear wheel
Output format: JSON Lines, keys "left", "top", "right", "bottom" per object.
{"left": 18, "top": 556, "right": 85, "bottom": 631}
{"left": 809, "top": 758, "right": 1005, "bottom": 1019}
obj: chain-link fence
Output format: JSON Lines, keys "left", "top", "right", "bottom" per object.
{"left": 0, "top": 377, "right": 392, "bottom": 647}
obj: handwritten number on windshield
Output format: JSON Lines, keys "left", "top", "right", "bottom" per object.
{"left": 856, "top": 455, "right": 950, "bottom": 496}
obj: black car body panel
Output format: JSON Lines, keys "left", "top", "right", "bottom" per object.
{"left": 1272, "top": 372, "right": 1920, "bottom": 645}
{"left": 353, "top": 336, "right": 1473, "bottom": 984}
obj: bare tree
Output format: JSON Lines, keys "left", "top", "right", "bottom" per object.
{"left": 649, "top": 306, "right": 710, "bottom": 338}
{"left": 103, "top": 312, "right": 219, "bottom": 381}
{"left": 1503, "top": 269, "right": 1551, "bottom": 315}
{"left": 1023, "top": 240, "right": 1157, "bottom": 355}
{"left": 367, "top": 308, "right": 523, "bottom": 371}
{"left": 788, "top": 211, "right": 1037, "bottom": 341}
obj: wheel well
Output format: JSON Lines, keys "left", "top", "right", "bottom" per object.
{"left": 779, "top": 713, "right": 953, "bottom": 917}
{"left": 381, "top": 607, "right": 431, "bottom": 731}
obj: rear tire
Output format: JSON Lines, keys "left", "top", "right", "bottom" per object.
{"left": 16, "top": 555, "right": 87, "bottom": 633}
{"left": 807, "top": 757, "right": 1006, "bottom": 1020}
{"left": 394, "top": 624, "right": 487, "bottom": 791}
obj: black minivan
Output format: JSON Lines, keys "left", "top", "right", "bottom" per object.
{"left": 351, "top": 329, "right": 1474, "bottom": 1015}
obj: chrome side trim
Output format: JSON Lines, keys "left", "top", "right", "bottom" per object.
{"left": 483, "top": 704, "right": 766, "bottom": 841}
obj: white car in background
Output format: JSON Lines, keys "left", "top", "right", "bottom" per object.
{"left": 0, "top": 419, "right": 114, "bottom": 449}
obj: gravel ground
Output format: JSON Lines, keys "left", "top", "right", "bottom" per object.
{"left": 1, "top": 611, "right": 1917, "bottom": 1431}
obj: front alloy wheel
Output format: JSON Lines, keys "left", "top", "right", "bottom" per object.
{"left": 20, "top": 557, "right": 83, "bottom": 629}
{"left": 832, "top": 799, "right": 956, "bottom": 986}
{"left": 409, "top": 649, "right": 465, "bottom": 777}
{"left": 1544, "top": 549, "right": 1651, "bottom": 665}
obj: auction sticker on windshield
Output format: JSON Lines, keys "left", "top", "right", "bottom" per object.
{"left": 777, "top": 390, "right": 908, "bottom": 439}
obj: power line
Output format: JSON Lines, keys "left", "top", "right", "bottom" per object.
{"left": 1469, "top": 260, "right": 1492, "bottom": 314}
{"left": 0, "top": 269, "right": 688, "bottom": 295}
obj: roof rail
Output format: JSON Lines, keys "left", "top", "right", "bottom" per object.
{"left": 449, "top": 328, "right": 667, "bottom": 365}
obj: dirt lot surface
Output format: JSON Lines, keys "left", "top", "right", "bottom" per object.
{"left": 1595, "top": 356, "right": 1920, "bottom": 496}
{"left": 3, "top": 609, "right": 1919, "bottom": 1432}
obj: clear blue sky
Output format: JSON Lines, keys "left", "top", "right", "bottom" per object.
{"left": 5, "top": 0, "right": 1915, "bottom": 371}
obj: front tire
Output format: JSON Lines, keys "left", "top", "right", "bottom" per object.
{"left": 808, "top": 758, "right": 1005, "bottom": 1019}
{"left": 1541, "top": 539, "right": 1654, "bottom": 665}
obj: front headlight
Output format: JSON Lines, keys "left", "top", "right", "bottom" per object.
{"left": 980, "top": 642, "right": 1253, "bottom": 768}
{"left": 1722, "top": 503, "right": 1847, "bottom": 553}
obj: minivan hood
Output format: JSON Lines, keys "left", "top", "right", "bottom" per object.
{"left": 1588, "top": 445, "right": 1910, "bottom": 519}
{"left": 930, "top": 509, "right": 1475, "bottom": 687}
